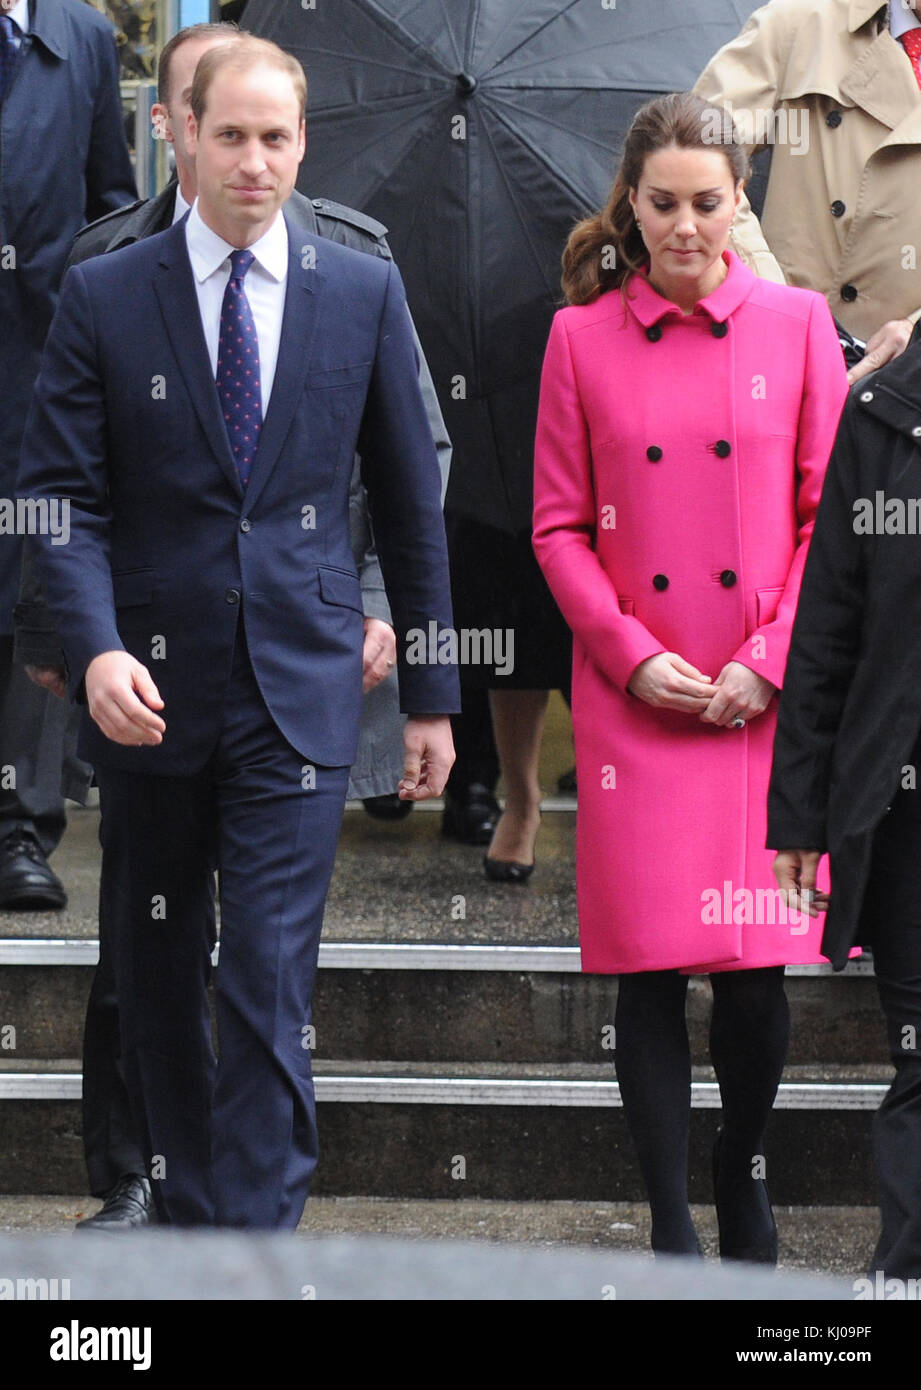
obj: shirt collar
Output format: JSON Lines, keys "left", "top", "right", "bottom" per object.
{"left": 4, "top": 0, "right": 29, "bottom": 34}
{"left": 625, "top": 250, "right": 754, "bottom": 329}
{"left": 186, "top": 199, "right": 289, "bottom": 285}
{"left": 889, "top": 1, "right": 921, "bottom": 38}
{"left": 172, "top": 183, "right": 191, "bottom": 226}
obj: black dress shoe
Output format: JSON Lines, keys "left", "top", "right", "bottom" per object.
{"left": 441, "top": 782, "right": 500, "bottom": 845}
{"left": 0, "top": 830, "right": 67, "bottom": 910}
{"left": 712, "top": 1128, "right": 778, "bottom": 1265}
{"left": 362, "top": 793, "right": 414, "bottom": 821}
{"left": 75, "top": 1175, "right": 152, "bottom": 1232}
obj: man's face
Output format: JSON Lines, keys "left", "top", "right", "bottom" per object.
{"left": 186, "top": 62, "right": 305, "bottom": 246}
{"left": 152, "top": 36, "right": 234, "bottom": 175}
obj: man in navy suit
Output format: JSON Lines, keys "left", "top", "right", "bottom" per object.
{"left": 18, "top": 35, "right": 459, "bottom": 1228}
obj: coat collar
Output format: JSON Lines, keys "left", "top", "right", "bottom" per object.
{"left": 849, "top": 0, "right": 886, "bottom": 34}
{"left": 30, "top": 0, "right": 68, "bottom": 59}
{"left": 854, "top": 344, "right": 921, "bottom": 446}
{"left": 625, "top": 250, "right": 754, "bottom": 329}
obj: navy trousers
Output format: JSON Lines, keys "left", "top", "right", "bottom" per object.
{"left": 95, "top": 624, "right": 349, "bottom": 1228}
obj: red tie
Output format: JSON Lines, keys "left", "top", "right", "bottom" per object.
{"left": 901, "top": 28, "right": 921, "bottom": 89}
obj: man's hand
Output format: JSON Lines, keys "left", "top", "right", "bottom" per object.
{"left": 627, "top": 652, "right": 713, "bottom": 712}
{"left": 85, "top": 650, "right": 165, "bottom": 746}
{"left": 773, "top": 850, "right": 829, "bottom": 917}
{"left": 847, "top": 318, "right": 913, "bottom": 385}
{"left": 399, "top": 715, "right": 455, "bottom": 800}
{"left": 25, "top": 664, "right": 68, "bottom": 700}
{"left": 361, "top": 617, "right": 396, "bottom": 693}
{"left": 699, "top": 660, "right": 776, "bottom": 728}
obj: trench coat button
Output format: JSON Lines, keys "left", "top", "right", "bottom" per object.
{"left": 826, "top": 110, "right": 842, "bottom": 128}
{"left": 711, "top": 320, "right": 728, "bottom": 338}
{"left": 240, "top": 519, "right": 252, "bottom": 533}
{"left": 859, "top": 391, "right": 874, "bottom": 403}
{"left": 652, "top": 573, "right": 669, "bottom": 591}
{"left": 830, "top": 200, "right": 846, "bottom": 218}
{"left": 225, "top": 588, "right": 241, "bottom": 604}
{"left": 720, "top": 569, "right": 737, "bottom": 588}
{"left": 714, "top": 439, "right": 731, "bottom": 458}
{"left": 646, "top": 325, "right": 663, "bottom": 342}
{"left": 646, "top": 445, "right": 663, "bottom": 462}
{"left": 841, "top": 283, "right": 858, "bottom": 302}
{"left": 913, "top": 426, "right": 921, "bottom": 438}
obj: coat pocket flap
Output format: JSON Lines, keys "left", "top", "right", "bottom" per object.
{"left": 112, "top": 569, "right": 154, "bottom": 608}
{"left": 318, "top": 566, "right": 363, "bottom": 612}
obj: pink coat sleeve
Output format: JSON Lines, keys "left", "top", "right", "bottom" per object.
{"left": 730, "top": 294, "right": 849, "bottom": 689}
{"left": 532, "top": 311, "right": 667, "bottom": 693}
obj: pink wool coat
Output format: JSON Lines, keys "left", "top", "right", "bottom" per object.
{"left": 533, "top": 251, "right": 849, "bottom": 974}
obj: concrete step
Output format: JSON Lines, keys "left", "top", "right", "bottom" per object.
{"left": 0, "top": 1194, "right": 881, "bottom": 1282}
{"left": 0, "top": 939, "right": 887, "bottom": 1064}
{"left": 0, "top": 1057, "right": 882, "bottom": 1202}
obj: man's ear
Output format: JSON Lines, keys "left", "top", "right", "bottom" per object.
{"left": 151, "top": 103, "right": 172, "bottom": 146}
{"left": 186, "top": 110, "right": 199, "bottom": 155}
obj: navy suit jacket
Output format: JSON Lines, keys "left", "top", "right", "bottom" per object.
{"left": 17, "top": 209, "right": 460, "bottom": 774}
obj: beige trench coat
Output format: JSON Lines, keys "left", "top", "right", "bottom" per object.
{"left": 695, "top": 0, "right": 921, "bottom": 338}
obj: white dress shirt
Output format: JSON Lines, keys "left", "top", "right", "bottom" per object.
{"left": 890, "top": 3, "right": 921, "bottom": 39}
{"left": 172, "top": 183, "right": 191, "bottom": 225}
{"left": 2, "top": 0, "right": 28, "bottom": 44}
{"left": 184, "top": 199, "right": 289, "bottom": 416}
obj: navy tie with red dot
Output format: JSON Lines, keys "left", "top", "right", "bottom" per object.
{"left": 217, "top": 248, "right": 263, "bottom": 489}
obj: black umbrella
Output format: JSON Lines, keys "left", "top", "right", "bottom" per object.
{"left": 244, "top": 0, "right": 761, "bottom": 531}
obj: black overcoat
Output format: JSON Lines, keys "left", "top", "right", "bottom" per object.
{"left": 768, "top": 347, "right": 921, "bottom": 969}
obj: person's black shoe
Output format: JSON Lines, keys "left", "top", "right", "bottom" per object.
{"left": 712, "top": 1128, "right": 778, "bottom": 1265}
{"left": 362, "top": 793, "right": 414, "bottom": 822}
{"left": 442, "top": 783, "right": 500, "bottom": 845}
{"left": 75, "top": 1175, "right": 152, "bottom": 1232}
{"left": 0, "top": 830, "right": 67, "bottom": 910}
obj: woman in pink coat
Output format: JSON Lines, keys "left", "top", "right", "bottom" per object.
{"left": 532, "top": 92, "right": 849, "bottom": 1262}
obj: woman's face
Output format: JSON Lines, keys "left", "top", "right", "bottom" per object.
{"left": 628, "top": 145, "right": 742, "bottom": 297}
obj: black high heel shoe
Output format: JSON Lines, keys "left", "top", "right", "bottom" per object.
{"left": 483, "top": 811, "right": 541, "bottom": 883}
{"left": 712, "top": 1127, "right": 778, "bottom": 1265}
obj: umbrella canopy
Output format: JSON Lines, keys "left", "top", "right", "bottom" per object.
{"left": 244, "top": 0, "right": 762, "bottom": 532}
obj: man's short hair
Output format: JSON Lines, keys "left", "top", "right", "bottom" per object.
{"left": 190, "top": 36, "right": 307, "bottom": 125}
{"left": 157, "top": 22, "right": 242, "bottom": 107}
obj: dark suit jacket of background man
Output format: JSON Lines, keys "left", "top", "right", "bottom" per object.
{"left": 0, "top": 0, "right": 136, "bottom": 628}
{"left": 18, "top": 207, "right": 460, "bottom": 776}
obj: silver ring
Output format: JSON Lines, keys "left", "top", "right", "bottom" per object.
{"left": 730, "top": 716, "right": 745, "bottom": 730}
{"left": 386, "top": 660, "right": 395, "bottom": 668}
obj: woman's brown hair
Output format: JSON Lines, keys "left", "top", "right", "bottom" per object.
{"left": 561, "top": 92, "right": 748, "bottom": 307}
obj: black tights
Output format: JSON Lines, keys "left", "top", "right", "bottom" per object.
{"left": 614, "top": 967, "right": 790, "bottom": 1255}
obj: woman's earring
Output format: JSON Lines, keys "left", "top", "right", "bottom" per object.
{"left": 635, "top": 219, "right": 643, "bottom": 231}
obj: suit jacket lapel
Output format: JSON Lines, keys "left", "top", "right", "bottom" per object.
{"left": 240, "top": 213, "right": 323, "bottom": 514}
{"left": 152, "top": 219, "right": 243, "bottom": 499}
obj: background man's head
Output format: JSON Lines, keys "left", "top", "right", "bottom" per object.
{"left": 151, "top": 22, "right": 243, "bottom": 193}
{"left": 186, "top": 36, "right": 307, "bottom": 247}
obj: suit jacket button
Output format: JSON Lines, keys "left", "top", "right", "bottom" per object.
{"left": 830, "top": 199, "right": 846, "bottom": 218}
{"left": 646, "top": 445, "right": 663, "bottom": 462}
{"left": 720, "top": 569, "right": 737, "bottom": 587}
{"left": 826, "top": 110, "right": 842, "bottom": 128}
{"left": 652, "top": 573, "right": 669, "bottom": 591}
{"left": 714, "top": 439, "right": 731, "bottom": 458}
{"left": 240, "top": 519, "right": 252, "bottom": 533}
{"left": 711, "top": 320, "right": 728, "bottom": 338}
{"left": 841, "top": 283, "right": 858, "bottom": 302}
{"left": 646, "top": 325, "right": 663, "bottom": 342}
{"left": 225, "top": 588, "right": 241, "bottom": 604}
